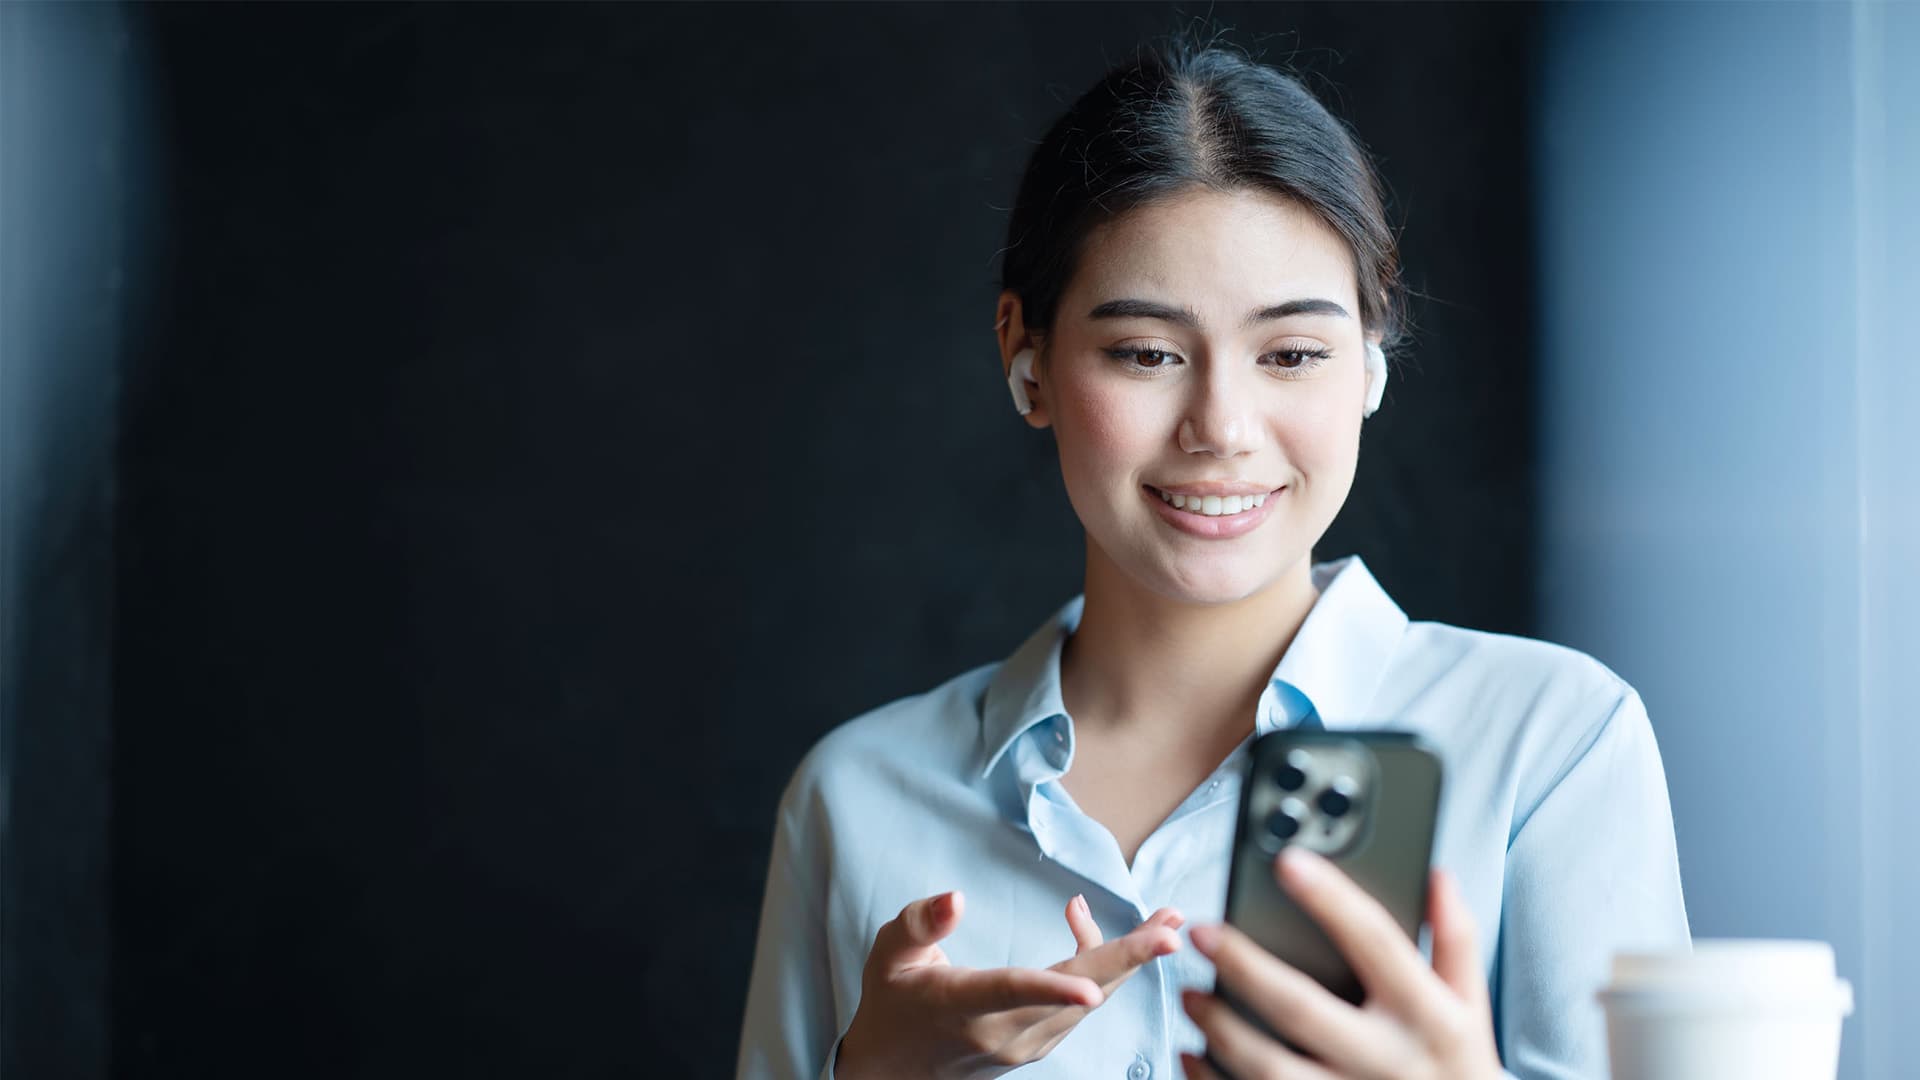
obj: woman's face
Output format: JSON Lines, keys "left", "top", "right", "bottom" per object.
{"left": 1001, "top": 187, "right": 1377, "bottom": 606}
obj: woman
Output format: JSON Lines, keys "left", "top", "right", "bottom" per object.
{"left": 735, "top": 32, "right": 1689, "bottom": 1080}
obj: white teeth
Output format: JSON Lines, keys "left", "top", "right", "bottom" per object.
{"left": 1155, "top": 488, "right": 1272, "bottom": 516}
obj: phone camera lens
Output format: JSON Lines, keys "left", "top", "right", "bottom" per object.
{"left": 1265, "top": 808, "right": 1301, "bottom": 841}
{"left": 1317, "top": 787, "right": 1353, "bottom": 818}
{"left": 1275, "top": 750, "right": 1311, "bottom": 791}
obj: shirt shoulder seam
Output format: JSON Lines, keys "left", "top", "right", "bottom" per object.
{"left": 1509, "top": 679, "right": 1636, "bottom": 842}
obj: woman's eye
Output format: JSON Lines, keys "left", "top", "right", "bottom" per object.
{"left": 1103, "top": 345, "right": 1333, "bottom": 372}
{"left": 1106, "top": 347, "right": 1179, "bottom": 369}
{"left": 1264, "top": 347, "right": 1334, "bottom": 371}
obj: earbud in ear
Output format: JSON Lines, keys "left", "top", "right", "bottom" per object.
{"left": 1363, "top": 341, "right": 1388, "bottom": 418}
{"left": 1007, "top": 348, "right": 1037, "bottom": 416}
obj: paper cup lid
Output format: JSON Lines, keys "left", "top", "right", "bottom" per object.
{"left": 1609, "top": 939, "right": 1835, "bottom": 990}
{"left": 1598, "top": 940, "right": 1853, "bottom": 1016}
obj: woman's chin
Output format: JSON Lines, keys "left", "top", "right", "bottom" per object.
{"left": 1085, "top": 529, "right": 1295, "bottom": 606}
{"left": 1139, "top": 560, "right": 1279, "bottom": 607}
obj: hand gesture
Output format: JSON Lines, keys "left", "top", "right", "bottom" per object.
{"left": 836, "top": 889, "right": 1185, "bottom": 1080}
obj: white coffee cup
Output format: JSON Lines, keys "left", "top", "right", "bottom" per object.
{"left": 1596, "top": 939, "right": 1853, "bottom": 1080}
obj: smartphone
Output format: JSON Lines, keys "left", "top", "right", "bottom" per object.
{"left": 1209, "top": 729, "right": 1444, "bottom": 1062}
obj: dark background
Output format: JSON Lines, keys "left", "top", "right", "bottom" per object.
{"left": 4, "top": 2, "right": 1541, "bottom": 1076}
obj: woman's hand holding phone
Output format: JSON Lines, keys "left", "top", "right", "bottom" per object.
{"left": 833, "top": 889, "right": 1184, "bottom": 1080}
{"left": 1179, "top": 846, "right": 1503, "bottom": 1080}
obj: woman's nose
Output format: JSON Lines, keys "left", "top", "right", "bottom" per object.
{"left": 1177, "top": 379, "right": 1261, "bottom": 459}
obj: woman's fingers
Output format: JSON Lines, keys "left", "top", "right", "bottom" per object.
{"left": 868, "top": 890, "right": 963, "bottom": 976}
{"left": 1013, "top": 911, "right": 1186, "bottom": 1046}
{"left": 1190, "top": 922, "right": 1402, "bottom": 1075}
{"left": 1427, "top": 867, "right": 1489, "bottom": 1012}
{"left": 1273, "top": 847, "right": 1446, "bottom": 1019}
{"left": 1065, "top": 893, "right": 1103, "bottom": 954}
{"left": 1050, "top": 910, "right": 1183, "bottom": 986}
{"left": 1181, "top": 988, "right": 1342, "bottom": 1080}
{"left": 942, "top": 901, "right": 1192, "bottom": 1058}
{"left": 1088, "top": 922, "right": 1182, "bottom": 992}
{"left": 937, "top": 965, "right": 1104, "bottom": 1014}
{"left": 1063, "top": 898, "right": 1183, "bottom": 959}
{"left": 1148, "top": 905, "right": 1187, "bottom": 931}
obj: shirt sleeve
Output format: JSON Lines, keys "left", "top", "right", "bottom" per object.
{"left": 1495, "top": 685, "right": 1691, "bottom": 1079}
{"left": 734, "top": 786, "right": 852, "bottom": 1080}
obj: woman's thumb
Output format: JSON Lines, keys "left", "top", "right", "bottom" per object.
{"left": 874, "top": 890, "right": 964, "bottom": 970}
{"left": 907, "top": 889, "right": 964, "bottom": 944}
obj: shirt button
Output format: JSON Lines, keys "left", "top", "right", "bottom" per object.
{"left": 1206, "top": 777, "right": 1220, "bottom": 792}
{"left": 1127, "top": 1054, "right": 1151, "bottom": 1080}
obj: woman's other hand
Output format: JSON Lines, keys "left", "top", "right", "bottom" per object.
{"left": 1180, "top": 847, "right": 1503, "bottom": 1080}
{"left": 835, "top": 889, "right": 1183, "bottom": 1080}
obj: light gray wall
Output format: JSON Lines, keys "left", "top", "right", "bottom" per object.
{"left": 1849, "top": 4, "right": 1919, "bottom": 1079}
{"left": 1534, "top": 4, "right": 1918, "bottom": 1078}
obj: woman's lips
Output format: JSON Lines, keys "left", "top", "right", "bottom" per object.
{"left": 1142, "top": 483, "right": 1284, "bottom": 539}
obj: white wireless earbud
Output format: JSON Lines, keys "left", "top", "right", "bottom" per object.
{"left": 1363, "top": 341, "right": 1388, "bottom": 418}
{"left": 1007, "top": 348, "right": 1037, "bottom": 416}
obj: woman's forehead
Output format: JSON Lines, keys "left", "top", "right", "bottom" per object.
{"left": 1070, "top": 204, "right": 1360, "bottom": 319}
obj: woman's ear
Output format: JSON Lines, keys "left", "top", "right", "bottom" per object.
{"left": 995, "top": 294, "right": 1052, "bottom": 430}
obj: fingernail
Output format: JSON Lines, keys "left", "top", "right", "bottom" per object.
{"left": 934, "top": 892, "right": 954, "bottom": 919}
{"left": 1279, "top": 844, "right": 1324, "bottom": 886}
{"left": 1073, "top": 893, "right": 1086, "bottom": 916}
{"left": 1189, "top": 923, "right": 1220, "bottom": 957}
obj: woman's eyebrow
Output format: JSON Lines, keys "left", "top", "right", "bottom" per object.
{"left": 1086, "top": 297, "right": 1351, "bottom": 329}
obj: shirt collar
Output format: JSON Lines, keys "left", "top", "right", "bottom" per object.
{"left": 977, "top": 554, "right": 1410, "bottom": 778}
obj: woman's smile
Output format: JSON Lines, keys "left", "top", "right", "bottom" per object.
{"left": 1141, "top": 481, "right": 1286, "bottom": 539}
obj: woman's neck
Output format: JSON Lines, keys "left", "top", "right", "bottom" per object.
{"left": 1060, "top": 543, "right": 1322, "bottom": 745}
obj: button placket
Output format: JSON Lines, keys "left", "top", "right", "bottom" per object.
{"left": 1029, "top": 799, "right": 1054, "bottom": 853}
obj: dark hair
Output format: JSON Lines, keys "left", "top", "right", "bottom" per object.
{"left": 997, "top": 31, "right": 1407, "bottom": 368}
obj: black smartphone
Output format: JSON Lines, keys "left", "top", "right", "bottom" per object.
{"left": 1207, "top": 729, "right": 1444, "bottom": 1065}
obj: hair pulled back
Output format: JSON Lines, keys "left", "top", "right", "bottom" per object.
{"left": 998, "top": 32, "right": 1407, "bottom": 366}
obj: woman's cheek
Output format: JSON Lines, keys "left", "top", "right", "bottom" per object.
{"left": 1273, "top": 392, "right": 1358, "bottom": 465}
{"left": 1063, "top": 380, "right": 1164, "bottom": 469}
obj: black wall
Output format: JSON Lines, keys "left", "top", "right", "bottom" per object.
{"left": 13, "top": 3, "right": 1543, "bottom": 1077}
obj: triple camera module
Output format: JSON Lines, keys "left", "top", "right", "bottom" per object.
{"left": 1257, "top": 745, "right": 1371, "bottom": 856}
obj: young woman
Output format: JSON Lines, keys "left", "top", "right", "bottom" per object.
{"left": 735, "top": 33, "right": 1689, "bottom": 1080}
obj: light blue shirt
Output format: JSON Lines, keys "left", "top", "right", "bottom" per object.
{"left": 735, "top": 554, "right": 1690, "bottom": 1080}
